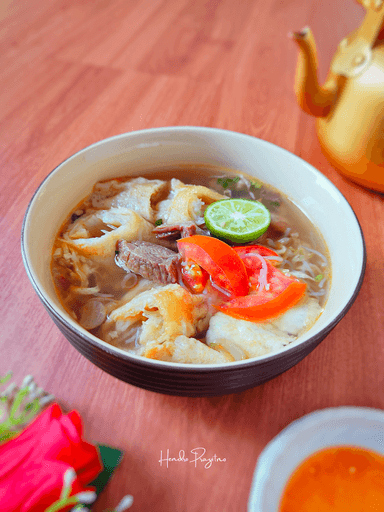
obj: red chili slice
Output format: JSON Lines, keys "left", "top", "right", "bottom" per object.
{"left": 180, "top": 261, "right": 209, "bottom": 294}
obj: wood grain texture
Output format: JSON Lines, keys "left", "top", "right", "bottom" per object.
{"left": 0, "top": 0, "right": 383, "bottom": 510}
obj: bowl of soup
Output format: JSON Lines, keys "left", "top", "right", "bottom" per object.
{"left": 21, "top": 127, "right": 366, "bottom": 396}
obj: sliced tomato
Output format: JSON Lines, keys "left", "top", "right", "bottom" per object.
{"left": 180, "top": 261, "right": 209, "bottom": 294}
{"left": 217, "top": 257, "right": 306, "bottom": 321}
{"left": 217, "top": 280, "right": 306, "bottom": 321}
{"left": 233, "top": 245, "right": 281, "bottom": 272}
{"left": 177, "top": 235, "right": 249, "bottom": 297}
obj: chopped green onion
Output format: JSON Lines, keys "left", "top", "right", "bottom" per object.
{"left": 269, "top": 201, "right": 280, "bottom": 208}
{"left": 251, "top": 180, "right": 262, "bottom": 190}
{"left": 217, "top": 178, "right": 229, "bottom": 189}
{"left": 217, "top": 176, "right": 240, "bottom": 190}
{"left": 155, "top": 219, "right": 163, "bottom": 226}
{"left": 315, "top": 274, "right": 324, "bottom": 282}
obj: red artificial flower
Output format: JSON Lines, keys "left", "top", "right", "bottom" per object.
{"left": 0, "top": 403, "right": 102, "bottom": 511}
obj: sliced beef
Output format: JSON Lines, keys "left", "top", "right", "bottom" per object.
{"left": 115, "top": 240, "right": 180, "bottom": 284}
{"left": 153, "top": 221, "right": 197, "bottom": 241}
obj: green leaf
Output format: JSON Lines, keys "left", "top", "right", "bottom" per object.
{"left": 0, "top": 373, "right": 12, "bottom": 386}
{"left": 0, "top": 430, "right": 18, "bottom": 443}
{"left": 90, "top": 445, "right": 124, "bottom": 496}
{"left": 0, "top": 374, "right": 43, "bottom": 444}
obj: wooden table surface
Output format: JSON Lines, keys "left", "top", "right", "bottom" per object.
{"left": 1, "top": 0, "right": 383, "bottom": 510}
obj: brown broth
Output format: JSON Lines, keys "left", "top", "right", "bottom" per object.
{"left": 51, "top": 166, "right": 331, "bottom": 340}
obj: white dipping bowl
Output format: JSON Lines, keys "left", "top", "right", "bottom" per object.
{"left": 248, "top": 407, "right": 384, "bottom": 511}
{"left": 21, "top": 127, "right": 366, "bottom": 396}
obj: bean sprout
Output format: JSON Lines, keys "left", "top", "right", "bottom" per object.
{"left": 240, "top": 252, "right": 269, "bottom": 292}
{"left": 303, "top": 246, "right": 328, "bottom": 267}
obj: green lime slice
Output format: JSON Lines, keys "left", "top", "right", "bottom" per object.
{"left": 204, "top": 198, "right": 271, "bottom": 243}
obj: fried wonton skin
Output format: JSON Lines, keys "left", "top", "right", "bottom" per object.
{"left": 143, "top": 336, "right": 231, "bottom": 364}
{"left": 206, "top": 312, "right": 289, "bottom": 359}
{"left": 90, "top": 177, "right": 167, "bottom": 223}
{"left": 268, "top": 297, "right": 322, "bottom": 337}
{"left": 206, "top": 297, "right": 322, "bottom": 359}
{"left": 101, "top": 284, "right": 210, "bottom": 348}
{"left": 155, "top": 179, "right": 225, "bottom": 225}
{"left": 61, "top": 208, "right": 159, "bottom": 266}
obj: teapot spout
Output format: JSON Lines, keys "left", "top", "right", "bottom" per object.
{"left": 291, "top": 27, "right": 338, "bottom": 117}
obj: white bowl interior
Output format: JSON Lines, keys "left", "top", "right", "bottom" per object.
{"left": 248, "top": 407, "right": 384, "bottom": 511}
{"left": 22, "top": 127, "right": 365, "bottom": 364}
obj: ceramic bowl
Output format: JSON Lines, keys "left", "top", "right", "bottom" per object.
{"left": 21, "top": 127, "right": 366, "bottom": 396}
{"left": 248, "top": 407, "right": 384, "bottom": 511}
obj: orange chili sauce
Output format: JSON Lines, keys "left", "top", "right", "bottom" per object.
{"left": 279, "top": 446, "right": 384, "bottom": 512}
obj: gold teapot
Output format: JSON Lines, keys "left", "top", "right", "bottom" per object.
{"left": 292, "top": 0, "right": 384, "bottom": 192}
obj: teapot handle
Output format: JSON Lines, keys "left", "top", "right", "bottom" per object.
{"left": 354, "top": 0, "right": 384, "bottom": 46}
